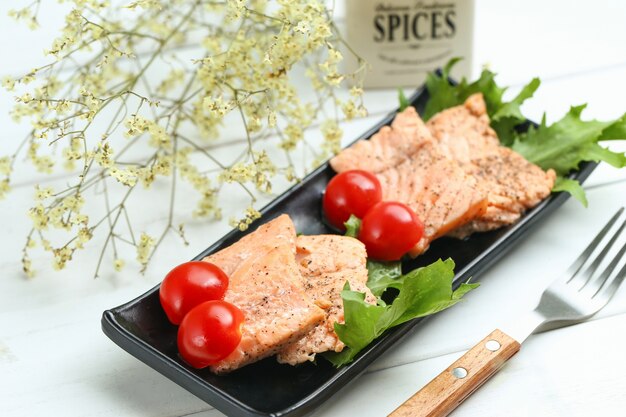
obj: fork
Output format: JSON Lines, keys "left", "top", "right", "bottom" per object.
{"left": 389, "top": 207, "right": 626, "bottom": 417}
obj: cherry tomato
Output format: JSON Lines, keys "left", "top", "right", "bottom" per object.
{"left": 358, "top": 201, "right": 424, "bottom": 261}
{"left": 323, "top": 170, "right": 383, "bottom": 230}
{"left": 159, "top": 261, "right": 229, "bottom": 325}
{"left": 177, "top": 300, "right": 244, "bottom": 368}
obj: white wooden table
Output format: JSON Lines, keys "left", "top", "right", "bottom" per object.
{"left": 2, "top": 1, "right": 626, "bottom": 416}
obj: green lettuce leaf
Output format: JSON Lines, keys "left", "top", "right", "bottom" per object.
{"left": 366, "top": 260, "right": 403, "bottom": 297}
{"left": 398, "top": 88, "right": 410, "bottom": 112}
{"left": 490, "top": 77, "right": 540, "bottom": 146}
{"left": 378, "top": 259, "right": 478, "bottom": 329}
{"left": 422, "top": 57, "right": 465, "bottom": 120}
{"left": 491, "top": 78, "right": 540, "bottom": 122}
{"left": 553, "top": 177, "right": 588, "bottom": 207}
{"left": 599, "top": 114, "right": 626, "bottom": 140}
{"left": 512, "top": 105, "right": 626, "bottom": 174}
{"left": 325, "top": 259, "right": 478, "bottom": 367}
{"left": 327, "top": 284, "right": 387, "bottom": 365}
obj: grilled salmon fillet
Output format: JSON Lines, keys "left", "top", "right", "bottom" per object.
{"left": 203, "top": 214, "right": 296, "bottom": 276}
{"left": 203, "top": 215, "right": 325, "bottom": 374}
{"left": 426, "top": 93, "right": 502, "bottom": 163}
{"left": 329, "top": 107, "right": 433, "bottom": 174}
{"left": 330, "top": 107, "right": 488, "bottom": 256}
{"left": 426, "top": 94, "right": 556, "bottom": 237}
{"left": 276, "top": 235, "right": 375, "bottom": 365}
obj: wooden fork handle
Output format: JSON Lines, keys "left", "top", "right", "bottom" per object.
{"left": 388, "top": 329, "right": 520, "bottom": 417}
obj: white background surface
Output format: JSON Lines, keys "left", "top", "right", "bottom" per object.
{"left": 2, "top": 1, "right": 626, "bottom": 416}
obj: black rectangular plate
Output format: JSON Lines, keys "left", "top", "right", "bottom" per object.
{"left": 102, "top": 86, "right": 596, "bottom": 417}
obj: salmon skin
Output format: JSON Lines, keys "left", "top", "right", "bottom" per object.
{"left": 277, "top": 235, "right": 375, "bottom": 365}
{"left": 330, "top": 94, "right": 555, "bottom": 254}
{"left": 203, "top": 215, "right": 325, "bottom": 374}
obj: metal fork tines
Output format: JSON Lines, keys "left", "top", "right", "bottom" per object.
{"left": 562, "top": 207, "right": 626, "bottom": 298}
{"left": 506, "top": 207, "right": 626, "bottom": 342}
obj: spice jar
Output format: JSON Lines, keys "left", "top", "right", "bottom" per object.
{"left": 344, "top": 0, "right": 475, "bottom": 88}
